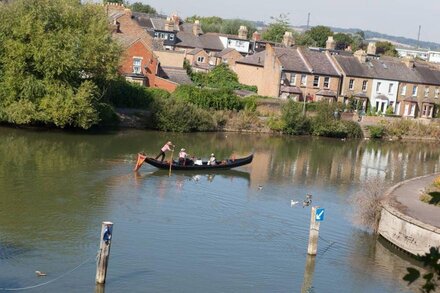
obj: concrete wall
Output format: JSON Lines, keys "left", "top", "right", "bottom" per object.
{"left": 378, "top": 204, "right": 440, "bottom": 256}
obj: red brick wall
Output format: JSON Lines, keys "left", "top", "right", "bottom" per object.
{"left": 154, "top": 77, "right": 178, "bottom": 92}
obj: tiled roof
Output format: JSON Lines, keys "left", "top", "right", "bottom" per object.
{"left": 175, "top": 32, "right": 224, "bottom": 51}
{"left": 280, "top": 86, "right": 302, "bottom": 94}
{"left": 237, "top": 46, "right": 339, "bottom": 76}
{"left": 316, "top": 89, "right": 337, "bottom": 97}
{"left": 215, "top": 48, "right": 236, "bottom": 57}
{"left": 187, "top": 48, "right": 204, "bottom": 55}
{"left": 353, "top": 92, "right": 368, "bottom": 98}
{"left": 158, "top": 66, "right": 192, "bottom": 85}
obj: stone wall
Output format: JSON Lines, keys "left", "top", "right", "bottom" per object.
{"left": 378, "top": 204, "right": 440, "bottom": 256}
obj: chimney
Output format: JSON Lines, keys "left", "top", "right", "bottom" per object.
{"left": 164, "top": 17, "right": 172, "bottom": 31}
{"left": 345, "top": 45, "right": 352, "bottom": 52}
{"left": 192, "top": 20, "right": 202, "bottom": 36}
{"left": 354, "top": 49, "right": 368, "bottom": 63}
{"left": 252, "top": 31, "right": 261, "bottom": 41}
{"left": 238, "top": 25, "right": 248, "bottom": 39}
{"left": 403, "top": 56, "right": 415, "bottom": 68}
{"left": 326, "top": 36, "right": 336, "bottom": 50}
{"left": 282, "top": 31, "right": 295, "bottom": 47}
{"left": 171, "top": 14, "right": 180, "bottom": 31}
{"left": 367, "top": 42, "right": 376, "bottom": 55}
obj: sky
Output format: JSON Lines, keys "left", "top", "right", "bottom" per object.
{"left": 139, "top": 0, "right": 440, "bottom": 44}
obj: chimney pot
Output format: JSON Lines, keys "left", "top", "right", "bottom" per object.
{"left": 192, "top": 20, "right": 202, "bottom": 36}
{"left": 252, "top": 31, "right": 261, "bottom": 41}
{"left": 238, "top": 25, "right": 248, "bottom": 39}
{"left": 354, "top": 49, "right": 367, "bottom": 63}
{"left": 367, "top": 42, "right": 377, "bottom": 55}
{"left": 326, "top": 36, "right": 336, "bottom": 50}
{"left": 282, "top": 31, "right": 295, "bottom": 47}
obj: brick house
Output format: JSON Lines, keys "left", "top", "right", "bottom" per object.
{"left": 235, "top": 44, "right": 341, "bottom": 100}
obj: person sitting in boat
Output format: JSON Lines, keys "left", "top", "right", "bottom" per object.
{"left": 194, "top": 158, "right": 203, "bottom": 165}
{"left": 178, "top": 148, "right": 188, "bottom": 165}
{"left": 155, "top": 141, "right": 174, "bottom": 162}
{"left": 208, "top": 153, "right": 216, "bottom": 165}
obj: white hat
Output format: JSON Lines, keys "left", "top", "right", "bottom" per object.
{"left": 211, "top": 153, "right": 215, "bottom": 156}
{"left": 181, "top": 148, "right": 185, "bottom": 151}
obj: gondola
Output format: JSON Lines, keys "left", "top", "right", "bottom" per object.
{"left": 135, "top": 153, "right": 253, "bottom": 171}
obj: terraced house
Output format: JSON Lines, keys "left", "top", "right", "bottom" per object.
{"left": 235, "top": 44, "right": 342, "bottom": 101}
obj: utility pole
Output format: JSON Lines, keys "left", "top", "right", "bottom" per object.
{"left": 306, "top": 13, "right": 311, "bottom": 30}
{"left": 417, "top": 25, "right": 421, "bottom": 49}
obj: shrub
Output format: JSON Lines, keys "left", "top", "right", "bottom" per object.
{"left": 267, "top": 115, "right": 286, "bottom": 131}
{"left": 368, "top": 125, "right": 385, "bottom": 139}
{"left": 281, "top": 100, "right": 311, "bottom": 135}
{"left": 242, "top": 96, "right": 257, "bottom": 112}
{"left": 151, "top": 98, "right": 215, "bottom": 132}
{"left": 385, "top": 105, "right": 394, "bottom": 115}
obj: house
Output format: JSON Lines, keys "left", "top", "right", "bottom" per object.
{"left": 234, "top": 44, "right": 341, "bottom": 100}
{"left": 107, "top": 4, "right": 191, "bottom": 92}
{"left": 214, "top": 48, "right": 243, "bottom": 67}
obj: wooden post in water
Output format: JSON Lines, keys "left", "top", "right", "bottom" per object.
{"left": 301, "top": 254, "right": 316, "bottom": 293}
{"left": 96, "top": 221, "right": 113, "bottom": 284}
{"left": 307, "top": 206, "right": 320, "bottom": 255}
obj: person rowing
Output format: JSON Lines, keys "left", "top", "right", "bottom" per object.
{"left": 155, "top": 141, "right": 174, "bottom": 162}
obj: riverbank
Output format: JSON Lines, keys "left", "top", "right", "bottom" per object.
{"left": 378, "top": 173, "right": 440, "bottom": 256}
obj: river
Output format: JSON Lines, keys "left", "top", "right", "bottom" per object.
{"left": 0, "top": 127, "right": 438, "bottom": 292}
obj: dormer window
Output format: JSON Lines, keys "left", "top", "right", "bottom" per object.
{"left": 169, "top": 34, "right": 174, "bottom": 41}
{"left": 197, "top": 56, "right": 205, "bottom": 63}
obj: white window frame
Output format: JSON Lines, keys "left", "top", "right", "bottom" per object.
{"left": 290, "top": 73, "right": 296, "bottom": 86}
{"left": 313, "top": 76, "right": 319, "bottom": 87}
{"left": 388, "top": 83, "right": 393, "bottom": 94}
{"left": 401, "top": 85, "right": 407, "bottom": 95}
{"left": 376, "top": 82, "right": 381, "bottom": 93}
{"left": 362, "top": 80, "right": 368, "bottom": 92}
{"left": 435, "top": 87, "right": 439, "bottom": 98}
{"left": 323, "top": 77, "right": 330, "bottom": 89}
{"left": 197, "top": 56, "right": 205, "bottom": 63}
{"left": 132, "top": 57, "right": 142, "bottom": 74}
{"left": 348, "top": 79, "right": 354, "bottom": 90}
{"left": 412, "top": 85, "right": 418, "bottom": 96}
{"left": 424, "top": 87, "right": 430, "bottom": 97}
{"left": 300, "top": 74, "right": 307, "bottom": 86}
{"left": 169, "top": 34, "right": 174, "bottom": 41}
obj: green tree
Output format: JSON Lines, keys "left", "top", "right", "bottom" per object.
{"left": 0, "top": 0, "right": 121, "bottom": 129}
{"left": 376, "top": 41, "right": 398, "bottom": 57}
{"left": 262, "top": 14, "right": 292, "bottom": 43}
{"left": 404, "top": 247, "right": 440, "bottom": 293}
{"left": 130, "top": 2, "right": 156, "bottom": 14}
{"left": 333, "top": 33, "right": 354, "bottom": 50}
{"left": 304, "top": 26, "right": 333, "bottom": 48}
{"left": 185, "top": 15, "right": 223, "bottom": 33}
{"left": 221, "top": 19, "right": 256, "bottom": 39}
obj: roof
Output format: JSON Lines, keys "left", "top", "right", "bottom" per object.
{"left": 353, "top": 92, "right": 369, "bottom": 98}
{"left": 280, "top": 86, "right": 302, "bottom": 94}
{"left": 316, "top": 89, "right": 337, "bottom": 97}
{"left": 334, "top": 54, "right": 440, "bottom": 85}
{"left": 375, "top": 95, "right": 389, "bottom": 101}
{"left": 175, "top": 32, "right": 224, "bottom": 51}
{"left": 187, "top": 48, "right": 205, "bottom": 55}
{"left": 215, "top": 48, "right": 237, "bottom": 57}
{"left": 237, "top": 46, "right": 340, "bottom": 76}
{"left": 403, "top": 97, "right": 418, "bottom": 102}
{"left": 422, "top": 98, "right": 440, "bottom": 104}
{"left": 158, "top": 67, "right": 192, "bottom": 85}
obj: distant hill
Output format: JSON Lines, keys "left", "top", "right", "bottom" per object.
{"left": 293, "top": 25, "right": 440, "bottom": 51}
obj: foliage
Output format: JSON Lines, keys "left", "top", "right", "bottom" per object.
{"left": 368, "top": 125, "right": 385, "bottom": 139}
{"left": 333, "top": 33, "right": 354, "bottom": 50}
{"left": 103, "top": 0, "right": 124, "bottom": 3}
{"left": 376, "top": 41, "right": 398, "bottom": 57}
{"left": 103, "top": 78, "right": 170, "bottom": 109}
{"left": 185, "top": 16, "right": 256, "bottom": 39}
{"left": 151, "top": 98, "right": 216, "bottom": 132}
{"left": 382, "top": 119, "right": 440, "bottom": 139}
{"left": 420, "top": 191, "right": 440, "bottom": 206}
{"left": 404, "top": 247, "right": 440, "bottom": 293}
{"left": 190, "top": 64, "right": 257, "bottom": 92}
{"left": 281, "top": 100, "right": 311, "bottom": 135}
{"left": 267, "top": 115, "right": 285, "bottom": 132}
{"left": 385, "top": 105, "right": 394, "bottom": 115}
{"left": 172, "top": 85, "right": 243, "bottom": 111}
{"left": 242, "top": 96, "right": 257, "bottom": 112}
{"left": 434, "top": 176, "right": 440, "bottom": 188}
{"left": 0, "top": 0, "right": 121, "bottom": 129}
{"left": 130, "top": 2, "right": 156, "bottom": 14}
{"left": 262, "top": 14, "right": 292, "bottom": 43}
{"left": 304, "top": 26, "right": 333, "bottom": 48}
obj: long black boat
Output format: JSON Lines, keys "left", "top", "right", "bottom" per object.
{"left": 142, "top": 154, "right": 253, "bottom": 171}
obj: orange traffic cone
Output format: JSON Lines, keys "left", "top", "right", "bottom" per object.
{"left": 134, "top": 153, "right": 147, "bottom": 171}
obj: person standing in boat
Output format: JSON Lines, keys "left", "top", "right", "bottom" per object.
{"left": 178, "top": 148, "right": 188, "bottom": 165}
{"left": 208, "top": 153, "right": 216, "bottom": 165}
{"left": 155, "top": 141, "right": 174, "bottom": 162}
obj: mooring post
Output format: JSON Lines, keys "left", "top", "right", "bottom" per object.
{"left": 96, "top": 221, "right": 113, "bottom": 284}
{"left": 301, "top": 254, "right": 317, "bottom": 293}
{"left": 307, "top": 206, "right": 320, "bottom": 255}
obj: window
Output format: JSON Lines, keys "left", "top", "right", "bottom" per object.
{"left": 422, "top": 105, "right": 433, "bottom": 117}
{"left": 169, "top": 34, "right": 174, "bottom": 41}
{"left": 424, "top": 87, "right": 430, "bottom": 97}
{"left": 362, "top": 80, "right": 368, "bottom": 92}
{"left": 313, "top": 76, "right": 319, "bottom": 87}
{"left": 300, "top": 74, "right": 307, "bottom": 86}
{"left": 401, "top": 85, "right": 407, "bottom": 95}
{"left": 323, "top": 77, "right": 330, "bottom": 88}
{"left": 290, "top": 73, "right": 296, "bottom": 86}
{"left": 388, "top": 83, "right": 393, "bottom": 94}
{"left": 348, "top": 79, "right": 354, "bottom": 90}
{"left": 376, "top": 82, "right": 381, "bottom": 92}
{"left": 132, "top": 57, "right": 142, "bottom": 74}
{"left": 412, "top": 85, "right": 418, "bottom": 96}
{"left": 197, "top": 56, "right": 205, "bottom": 63}
{"left": 280, "top": 72, "right": 287, "bottom": 84}
{"left": 435, "top": 87, "right": 439, "bottom": 98}
{"left": 160, "top": 33, "right": 165, "bottom": 39}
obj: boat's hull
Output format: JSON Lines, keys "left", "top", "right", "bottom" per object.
{"left": 144, "top": 154, "right": 253, "bottom": 170}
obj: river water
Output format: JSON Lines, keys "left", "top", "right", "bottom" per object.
{"left": 0, "top": 127, "right": 439, "bottom": 292}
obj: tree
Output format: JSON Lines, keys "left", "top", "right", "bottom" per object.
{"left": 103, "top": 0, "right": 124, "bottom": 4}
{"left": 333, "top": 33, "right": 353, "bottom": 50}
{"left": 304, "top": 25, "right": 333, "bottom": 48}
{"left": 0, "top": 0, "right": 121, "bottom": 129}
{"left": 404, "top": 247, "right": 440, "bottom": 293}
{"left": 185, "top": 15, "right": 223, "bottom": 33}
{"left": 221, "top": 19, "right": 256, "bottom": 39}
{"left": 262, "top": 14, "right": 292, "bottom": 43}
{"left": 130, "top": 2, "right": 156, "bottom": 14}
{"left": 376, "top": 41, "right": 398, "bottom": 57}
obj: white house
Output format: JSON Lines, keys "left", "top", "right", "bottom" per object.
{"left": 371, "top": 79, "right": 399, "bottom": 113}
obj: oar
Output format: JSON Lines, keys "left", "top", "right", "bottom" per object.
{"left": 168, "top": 149, "right": 174, "bottom": 176}
{"left": 134, "top": 153, "right": 147, "bottom": 172}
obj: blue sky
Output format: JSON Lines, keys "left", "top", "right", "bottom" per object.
{"left": 138, "top": 0, "right": 440, "bottom": 44}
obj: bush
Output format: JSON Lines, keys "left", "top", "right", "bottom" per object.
{"left": 242, "top": 96, "right": 257, "bottom": 112}
{"left": 267, "top": 115, "right": 285, "bottom": 131}
{"left": 172, "top": 85, "right": 243, "bottom": 111}
{"left": 104, "top": 78, "right": 170, "bottom": 109}
{"left": 151, "top": 98, "right": 216, "bottom": 132}
{"left": 281, "top": 100, "right": 311, "bottom": 135}
{"left": 368, "top": 125, "right": 385, "bottom": 139}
